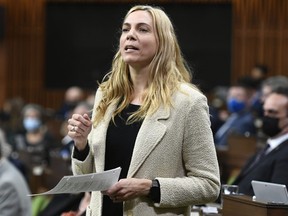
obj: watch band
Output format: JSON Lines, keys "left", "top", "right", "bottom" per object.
{"left": 149, "top": 179, "right": 160, "bottom": 203}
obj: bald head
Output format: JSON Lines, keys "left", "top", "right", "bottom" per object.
{"left": 65, "top": 86, "right": 84, "bottom": 103}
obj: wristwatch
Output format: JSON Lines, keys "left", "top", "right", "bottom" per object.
{"left": 149, "top": 179, "right": 160, "bottom": 202}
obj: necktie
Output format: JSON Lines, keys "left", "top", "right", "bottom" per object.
{"left": 254, "top": 144, "right": 270, "bottom": 162}
{"left": 245, "top": 144, "right": 270, "bottom": 173}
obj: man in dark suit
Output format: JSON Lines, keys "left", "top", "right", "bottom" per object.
{"left": 0, "top": 129, "right": 32, "bottom": 216}
{"left": 233, "top": 87, "right": 288, "bottom": 196}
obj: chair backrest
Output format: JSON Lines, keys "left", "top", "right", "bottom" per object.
{"left": 16, "top": 150, "right": 72, "bottom": 193}
{"left": 227, "top": 134, "right": 257, "bottom": 165}
{"left": 44, "top": 152, "right": 72, "bottom": 189}
{"left": 225, "top": 134, "right": 258, "bottom": 183}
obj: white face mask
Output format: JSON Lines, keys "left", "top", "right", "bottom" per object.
{"left": 23, "top": 117, "right": 41, "bottom": 132}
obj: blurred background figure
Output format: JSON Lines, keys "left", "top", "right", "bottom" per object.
{"left": 236, "top": 65, "right": 268, "bottom": 119}
{"left": 0, "top": 97, "right": 25, "bottom": 150}
{"left": 60, "top": 102, "right": 92, "bottom": 160}
{"left": 0, "top": 128, "right": 32, "bottom": 216}
{"left": 250, "top": 64, "right": 268, "bottom": 88}
{"left": 236, "top": 75, "right": 263, "bottom": 118}
{"left": 32, "top": 101, "right": 92, "bottom": 216}
{"left": 85, "top": 92, "right": 95, "bottom": 109}
{"left": 252, "top": 75, "right": 288, "bottom": 138}
{"left": 214, "top": 83, "right": 257, "bottom": 148}
{"left": 261, "top": 75, "right": 288, "bottom": 103}
{"left": 208, "top": 86, "right": 229, "bottom": 135}
{"left": 0, "top": 128, "right": 11, "bottom": 159}
{"left": 57, "top": 86, "right": 85, "bottom": 120}
{"left": 10, "top": 103, "right": 60, "bottom": 194}
{"left": 14, "top": 103, "right": 57, "bottom": 168}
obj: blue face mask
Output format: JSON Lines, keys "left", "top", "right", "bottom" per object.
{"left": 227, "top": 98, "right": 246, "bottom": 113}
{"left": 23, "top": 117, "right": 41, "bottom": 132}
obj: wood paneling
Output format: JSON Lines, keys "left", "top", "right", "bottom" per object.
{"left": 1, "top": 0, "right": 65, "bottom": 109}
{"left": 0, "top": 0, "right": 6, "bottom": 107}
{"left": 232, "top": 0, "right": 288, "bottom": 83}
{"left": 0, "top": 0, "right": 288, "bottom": 109}
{"left": 0, "top": 0, "right": 231, "bottom": 110}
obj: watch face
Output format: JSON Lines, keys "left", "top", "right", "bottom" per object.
{"left": 151, "top": 179, "right": 159, "bottom": 188}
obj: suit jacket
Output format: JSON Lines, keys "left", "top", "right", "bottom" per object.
{"left": 0, "top": 158, "right": 32, "bottom": 216}
{"left": 72, "top": 84, "right": 220, "bottom": 216}
{"left": 233, "top": 139, "right": 288, "bottom": 196}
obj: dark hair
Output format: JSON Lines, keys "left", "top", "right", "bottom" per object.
{"left": 271, "top": 86, "right": 288, "bottom": 98}
{"left": 237, "top": 76, "right": 260, "bottom": 90}
{"left": 254, "top": 64, "right": 268, "bottom": 75}
{"left": 262, "top": 75, "right": 288, "bottom": 90}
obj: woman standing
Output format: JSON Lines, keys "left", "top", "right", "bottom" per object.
{"left": 68, "top": 5, "right": 220, "bottom": 216}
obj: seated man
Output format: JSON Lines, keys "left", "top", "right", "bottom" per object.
{"left": 232, "top": 87, "right": 288, "bottom": 196}
{"left": 0, "top": 130, "right": 32, "bottom": 216}
{"left": 214, "top": 84, "right": 256, "bottom": 147}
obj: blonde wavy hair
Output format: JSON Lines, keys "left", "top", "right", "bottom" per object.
{"left": 93, "top": 5, "right": 195, "bottom": 126}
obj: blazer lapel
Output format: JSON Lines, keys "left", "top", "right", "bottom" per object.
{"left": 93, "top": 102, "right": 118, "bottom": 172}
{"left": 127, "top": 106, "right": 170, "bottom": 177}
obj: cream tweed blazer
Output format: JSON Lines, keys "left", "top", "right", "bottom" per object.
{"left": 72, "top": 83, "right": 220, "bottom": 216}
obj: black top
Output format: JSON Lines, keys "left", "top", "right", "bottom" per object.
{"left": 102, "top": 103, "right": 142, "bottom": 215}
{"left": 73, "top": 104, "right": 162, "bottom": 214}
{"left": 14, "top": 132, "right": 53, "bottom": 167}
{"left": 73, "top": 104, "right": 146, "bottom": 215}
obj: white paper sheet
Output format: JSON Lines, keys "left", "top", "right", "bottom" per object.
{"left": 28, "top": 167, "right": 121, "bottom": 196}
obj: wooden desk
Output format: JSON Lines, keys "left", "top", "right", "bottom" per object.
{"left": 222, "top": 194, "right": 288, "bottom": 216}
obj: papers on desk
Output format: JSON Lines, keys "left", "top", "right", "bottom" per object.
{"left": 201, "top": 206, "right": 218, "bottom": 214}
{"left": 192, "top": 204, "right": 219, "bottom": 215}
{"left": 28, "top": 167, "right": 121, "bottom": 196}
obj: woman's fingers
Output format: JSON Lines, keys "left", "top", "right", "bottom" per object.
{"left": 103, "top": 178, "right": 151, "bottom": 202}
{"left": 68, "top": 114, "right": 92, "bottom": 134}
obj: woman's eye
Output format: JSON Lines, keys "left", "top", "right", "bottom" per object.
{"left": 122, "top": 28, "right": 129, "bottom": 33}
{"left": 139, "top": 28, "right": 148, "bottom": 32}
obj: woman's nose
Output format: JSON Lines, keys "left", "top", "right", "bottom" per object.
{"left": 126, "top": 30, "right": 136, "bottom": 40}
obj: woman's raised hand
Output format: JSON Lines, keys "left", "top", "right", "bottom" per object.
{"left": 67, "top": 113, "right": 92, "bottom": 150}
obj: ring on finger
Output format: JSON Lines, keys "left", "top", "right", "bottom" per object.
{"left": 71, "top": 126, "right": 76, "bottom": 132}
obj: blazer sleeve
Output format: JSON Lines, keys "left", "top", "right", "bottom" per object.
{"left": 157, "top": 92, "right": 220, "bottom": 207}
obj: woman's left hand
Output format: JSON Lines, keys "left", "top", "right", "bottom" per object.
{"left": 102, "top": 178, "right": 152, "bottom": 202}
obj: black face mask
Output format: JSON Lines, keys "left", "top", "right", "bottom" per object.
{"left": 262, "top": 116, "right": 282, "bottom": 137}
